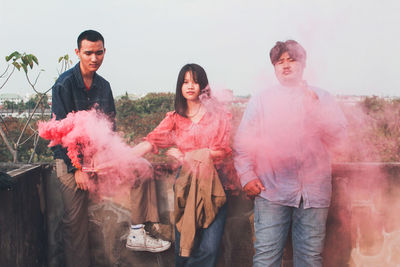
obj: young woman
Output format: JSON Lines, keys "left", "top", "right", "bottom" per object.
{"left": 131, "top": 63, "right": 231, "bottom": 266}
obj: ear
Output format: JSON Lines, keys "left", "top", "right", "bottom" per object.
{"left": 103, "top": 47, "right": 106, "bottom": 55}
{"left": 75, "top": 48, "right": 80, "bottom": 58}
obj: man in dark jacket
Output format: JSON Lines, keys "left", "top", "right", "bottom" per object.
{"left": 51, "top": 30, "right": 115, "bottom": 267}
{"left": 52, "top": 30, "right": 170, "bottom": 266}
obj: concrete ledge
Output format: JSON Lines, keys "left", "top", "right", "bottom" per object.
{"left": 2, "top": 162, "right": 400, "bottom": 266}
{"left": 0, "top": 163, "right": 48, "bottom": 267}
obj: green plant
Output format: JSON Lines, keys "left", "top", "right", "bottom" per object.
{"left": 0, "top": 52, "right": 72, "bottom": 163}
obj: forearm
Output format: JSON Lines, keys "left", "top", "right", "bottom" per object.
{"left": 131, "top": 141, "right": 153, "bottom": 158}
{"left": 233, "top": 140, "right": 259, "bottom": 187}
{"left": 210, "top": 149, "right": 226, "bottom": 160}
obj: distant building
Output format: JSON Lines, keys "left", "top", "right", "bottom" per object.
{"left": 0, "top": 93, "right": 23, "bottom": 105}
{"left": 24, "top": 93, "right": 52, "bottom": 106}
{"left": 335, "top": 95, "right": 366, "bottom": 106}
{"left": 335, "top": 95, "right": 400, "bottom": 106}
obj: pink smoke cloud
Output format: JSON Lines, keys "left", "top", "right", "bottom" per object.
{"left": 38, "top": 109, "right": 151, "bottom": 195}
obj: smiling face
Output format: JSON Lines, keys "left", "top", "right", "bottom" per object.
{"left": 75, "top": 39, "right": 105, "bottom": 76}
{"left": 274, "top": 51, "right": 305, "bottom": 87}
{"left": 181, "top": 71, "right": 201, "bottom": 101}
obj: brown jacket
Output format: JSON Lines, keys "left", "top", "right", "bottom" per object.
{"left": 174, "top": 148, "right": 226, "bottom": 257}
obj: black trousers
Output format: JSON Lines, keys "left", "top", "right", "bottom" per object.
{"left": 56, "top": 159, "right": 90, "bottom": 267}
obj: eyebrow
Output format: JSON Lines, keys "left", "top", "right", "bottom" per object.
{"left": 83, "top": 49, "right": 104, "bottom": 53}
{"left": 279, "top": 55, "right": 294, "bottom": 61}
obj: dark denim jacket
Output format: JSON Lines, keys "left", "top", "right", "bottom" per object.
{"left": 51, "top": 63, "right": 116, "bottom": 172}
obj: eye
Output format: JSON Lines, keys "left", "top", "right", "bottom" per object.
{"left": 95, "top": 51, "right": 104, "bottom": 55}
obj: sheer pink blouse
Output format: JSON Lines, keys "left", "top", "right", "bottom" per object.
{"left": 145, "top": 111, "right": 232, "bottom": 157}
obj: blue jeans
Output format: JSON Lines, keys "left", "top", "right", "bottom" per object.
{"left": 174, "top": 203, "right": 227, "bottom": 267}
{"left": 174, "top": 166, "right": 228, "bottom": 267}
{"left": 253, "top": 197, "right": 328, "bottom": 267}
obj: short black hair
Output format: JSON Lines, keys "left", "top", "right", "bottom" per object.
{"left": 175, "top": 64, "right": 210, "bottom": 117}
{"left": 77, "top": 30, "right": 104, "bottom": 50}
{"left": 269, "top": 40, "right": 306, "bottom": 65}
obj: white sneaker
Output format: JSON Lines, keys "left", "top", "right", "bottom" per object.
{"left": 126, "top": 226, "right": 171, "bottom": 253}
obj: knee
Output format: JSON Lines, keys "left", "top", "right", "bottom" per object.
{"left": 134, "top": 158, "right": 154, "bottom": 180}
{"left": 62, "top": 202, "right": 88, "bottom": 225}
{"left": 292, "top": 226, "right": 326, "bottom": 257}
{"left": 254, "top": 239, "right": 285, "bottom": 260}
{"left": 253, "top": 243, "right": 284, "bottom": 267}
{"left": 293, "top": 238, "right": 325, "bottom": 258}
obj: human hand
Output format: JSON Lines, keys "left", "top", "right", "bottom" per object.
{"left": 243, "top": 178, "right": 265, "bottom": 198}
{"left": 75, "top": 169, "right": 90, "bottom": 191}
{"left": 166, "top": 148, "right": 184, "bottom": 163}
{"left": 93, "top": 160, "right": 114, "bottom": 175}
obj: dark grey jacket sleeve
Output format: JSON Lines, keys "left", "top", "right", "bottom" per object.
{"left": 51, "top": 83, "right": 77, "bottom": 173}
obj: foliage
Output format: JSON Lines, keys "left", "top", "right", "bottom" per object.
{"left": 334, "top": 96, "right": 400, "bottom": 162}
{"left": 5, "top": 52, "right": 39, "bottom": 74}
{"left": 28, "top": 94, "right": 50, "bottom": 109}
{"left": 361, "top": 96, "right": 400, "bottom": 161}
{"left": 2, "top": 94, "right": 49, "bottom": 112}
{"left": 57, "top": 54, "right": 73, "bottom": 76}
{"left": 1, "top": 51, "right": 71, "bottom": 163}
{"left": 116, "top": 92, "right": 175, "bottom": 142}
{"left": 362, "top": 96, "right": 384, "bottom": 114}
{"left": 3, "top": 100, "right": 21, "bottom": 112}
{"left": 0, "top": 117, "right": 52, "bottom": 162}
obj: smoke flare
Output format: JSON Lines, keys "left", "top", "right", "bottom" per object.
{"left": 38, "top": 109, "right": 150, "bottom": 195}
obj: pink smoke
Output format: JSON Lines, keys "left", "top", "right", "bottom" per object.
{"left": 38, "top": 109, "right": 150, "bottom": 195}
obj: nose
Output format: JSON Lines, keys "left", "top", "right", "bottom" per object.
{"left": 188, "top": 81, "right": 194, "bottom": 88}
{"left": 90, "top": 54, "right": 97, "bottom": 62}
{"left": 283, "top": 60, "right": 290, "bottom": 68}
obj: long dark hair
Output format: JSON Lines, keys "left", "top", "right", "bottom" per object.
{"left": 174, "top": 64, "right": 211, "bottom": 117}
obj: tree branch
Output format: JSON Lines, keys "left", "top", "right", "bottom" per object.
{"left": 24, "top": 71, "right": 40, "bottom": 94}
{"left": 32, "top": 71, "right": 41, "bottom": 87}
{"left": 15, "top": 93, "right": 45, "bottom": 149}
{"left": 0, "top": 66, "right": 15, "bottom": 90}
{"left": 0, "top": 65, "right": 10, "bottom": 78}
{"left": 0, "top": 115, "right": 10, "bottom": 135}
{"left": 19, "top": 131, "right": 36, "bottom": 146}
{"left": 0, "top": 125, "right": 17, "bottom": 160}
{"left": 28, "top": 132, "right": 40, "bottom": 163}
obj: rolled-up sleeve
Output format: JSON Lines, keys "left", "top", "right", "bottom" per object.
{"left": 145, "top": 112, "right": 176, "bottom": 153}
{"left": 233, "top": 97, "right": 261, "bottom": 187}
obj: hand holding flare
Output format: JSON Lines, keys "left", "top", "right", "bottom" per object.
{"left": 243, "top": 178, "right": 266, "bottom": 198}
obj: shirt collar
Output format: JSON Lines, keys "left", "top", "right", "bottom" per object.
{"left": 276, "top": 81, "right": 309, "bottom": 96}
{"left": 72, "top": 62, "right": 99, "bottom": 90}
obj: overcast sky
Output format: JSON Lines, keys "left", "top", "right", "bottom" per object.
{"left": 1, "top": 0, "right": 400, "bottom": 97}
